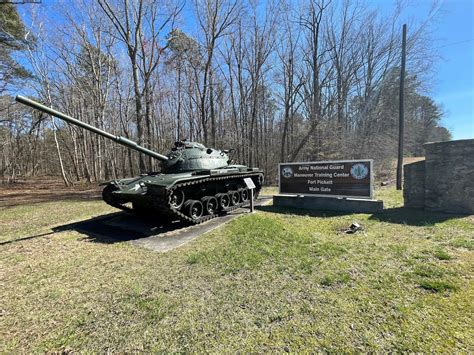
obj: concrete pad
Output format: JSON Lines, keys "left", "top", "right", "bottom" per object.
{"left": 273, "top": 194, "right": 383, "bottom": 214}
{"left": 130, "top": 196, "right": 272, "bottom": 252}
{"left": 129, "top": 209, "right": 245, "bottom": 252}
{"left": 63, "top": 196, "right": 272, "bottom": 252}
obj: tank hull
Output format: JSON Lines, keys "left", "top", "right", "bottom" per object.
{"left": 101, "top": 167, "right": 264, "bottom": 224}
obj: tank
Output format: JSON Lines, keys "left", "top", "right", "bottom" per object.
{"left": 16, "top": 95, "right": 264, "bottom": 224}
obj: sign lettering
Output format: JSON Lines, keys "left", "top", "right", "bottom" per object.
{"left": 279, "top": 160, "right": 373, "bottom": 199}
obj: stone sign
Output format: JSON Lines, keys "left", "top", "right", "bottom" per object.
{"left": 279, "top": 160, "right": 373, "bottom": 199}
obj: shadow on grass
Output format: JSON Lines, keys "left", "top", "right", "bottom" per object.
{"left": 0, "top": 231, "right": 56, "bottom": 246}
{"left": 257, "top": 205, "right": 353, "bottom": 218}
{"left": 1, "top": 213, "right": 184, "bottom": 246}
{"left": 52, "top": 212, "right": 188, "bottom": 244}
{"left": 258, "top": 205, "right": 467, "bottom": 226}
{"left": 369, "top": 207, "right": 468, "bottom": 226}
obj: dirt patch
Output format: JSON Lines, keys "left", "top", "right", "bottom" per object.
{"left": 0, "top": 176, "right": 102, "bottom": 208}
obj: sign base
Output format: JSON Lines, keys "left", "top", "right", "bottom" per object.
{"left": 273, "top": 194, "right": 383, "bottom": 214}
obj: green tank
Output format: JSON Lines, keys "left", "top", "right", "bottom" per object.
{"left": 16, "top": 95, "right": 264, "bottom": 224}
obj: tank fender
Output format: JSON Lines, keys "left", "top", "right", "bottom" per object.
{"left": 143, "top": 178, "right": 193, "bottom": 189}
{"left": 98, "top": 176, "right": 145, "bottom": 187}
{"left": 99, "top": 180, "right": 116, "bottom": 186}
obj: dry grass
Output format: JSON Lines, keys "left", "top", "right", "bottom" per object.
{"left": 1, "top": 186, "right": 473, "bottom": 352}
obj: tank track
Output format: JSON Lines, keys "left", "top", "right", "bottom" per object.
{"left": 152, "top": 172, "right": 263, "bottom": 224}
{"left": 104, "top": 172, "right": 263, "bottom": 225}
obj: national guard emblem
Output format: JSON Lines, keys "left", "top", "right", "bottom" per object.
{"left": 281, "top": 167, "right": 293, "bottom": 178}
{"left": 350, "top": 163, "right": 369, "bottom": 180}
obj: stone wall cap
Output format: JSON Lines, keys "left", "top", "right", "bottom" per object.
{"left": 404, "top": 159, "right": 425, "bottom": 167}
{"left": 423, "top": 138, "right": 474, "bottom": 148}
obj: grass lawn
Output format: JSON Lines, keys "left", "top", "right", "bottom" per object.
{"left": 1, "top": 187, "right": 473, "bottom": 352}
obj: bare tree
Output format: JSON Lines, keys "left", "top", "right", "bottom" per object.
{"left": 1, "top": 0, "right": 449, "bottom": 186}
{"left": 194, "top": 0, "right": 239, "bottom": 146}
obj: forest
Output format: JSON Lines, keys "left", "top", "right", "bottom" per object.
{"left": 0, "top": 0, "right": 451, "bottom": 185}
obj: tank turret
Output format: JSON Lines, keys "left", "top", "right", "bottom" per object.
{"left": 15, "top": 95, "right": 264, "bottom": 223}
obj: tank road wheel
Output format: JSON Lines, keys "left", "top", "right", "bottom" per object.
{"left": 240, "top": 188, "right": 250, "bottom": 202}
{"left": 229, "top": 191, "right": 240, "bottom": 206}
{"left": 216, "top": 193, "right": 230, "bottom": 210}
{"left": 201, "top": 196, "right": 218, "bottom": 215}
{"left": 184, "top": 200, "right": 203, "bottom": 220}
{"left": 169, "top": 189, "right": 185, "bottom": 210}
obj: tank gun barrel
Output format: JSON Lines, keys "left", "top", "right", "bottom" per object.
{"left": 15, "top": 95, "right": 168, "bottom": 161}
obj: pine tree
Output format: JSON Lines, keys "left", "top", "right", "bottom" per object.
{"left": 0, "top": 3, "right": 31, "bottom": 93}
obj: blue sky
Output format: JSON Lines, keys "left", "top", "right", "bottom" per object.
{"left": 431, "top": 0, "right": 474, "bottom": 139}
{"left": 385, "top": 0, "right": 474, "bottom": 140}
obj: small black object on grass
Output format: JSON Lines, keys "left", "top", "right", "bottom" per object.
{"left": 339, "top": 222, "right": 363, "bottom": 234}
